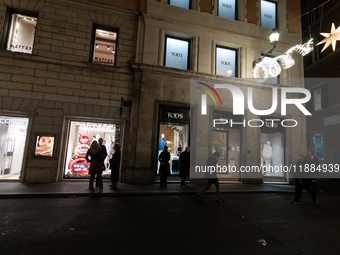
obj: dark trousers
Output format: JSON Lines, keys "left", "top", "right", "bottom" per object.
{"left": 181, "top": 175, "right": 188, "bottom": 186}
{"left": 89, "top": 172, "right": 103, "bottom": 189}
{"left": 294, "top": 179, "right": 316, "bottom": 203}
{"left": 160, "top": 173, "right": 168, "bottom": 186}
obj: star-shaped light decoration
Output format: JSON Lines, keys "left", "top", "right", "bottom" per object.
{"left": 316, "top": 23, "right": 340, "bottom": 53}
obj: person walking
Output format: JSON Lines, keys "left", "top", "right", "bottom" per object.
{"left": 159, "top": 146, "right": 171, "bottom": 187}
{"left": 179, "top": 146, "right": 190, "bottom": 186}
{"left": 196, "top": 152, "right": 224, "bottom": 202}
{"left": 292, "top": 154, "right": 317, "bottom": 205}
{"left": 85, "top": 141, "right": 103, "bottom": 192}
{"left": 109, "top": 144, "right": 121, "bottom": 190}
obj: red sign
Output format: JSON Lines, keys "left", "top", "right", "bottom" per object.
{"left": 78, "top": 134, "right": 90, "bottom": 144}
{"left": 70, "top": 158, "right": 90, "bottom": 174}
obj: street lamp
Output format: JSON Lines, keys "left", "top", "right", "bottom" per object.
{"left": 269, "top": 29, "right": 280, "bottom": 45}
{"left": 253, "top": 29, "right": 281, "bottom": 67}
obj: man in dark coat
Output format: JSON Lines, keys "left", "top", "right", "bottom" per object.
{"left": 180, "top": 146, "right": 190, "bottom": 186}
{"left": 159, "top": 146, "right": 171, "bottom": 187}
{"left": 98, "top": 138, "right": 108, "bottom": 167}
{"left": 196, "top": 152, "right": 224, "bottom": 202}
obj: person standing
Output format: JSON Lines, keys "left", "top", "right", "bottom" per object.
{"left": 196, "top": 152, "right": 224, "bottom": 202}
{"left": 159, "top": 146, "right": 170, "bottom": 187}
{"left": 179, "top": 146, "right": 190, "bottom": 186}
{"left": 85, "top": 141, "right": 103, "bottom": 192}
{"left": 98, "top": 138, "right": 108, "bottom": 169}
{"left": 292, "top": 154, "right": 317, "bottom": 205}
{"left": 109, "top": 144, "right": 121, "bottom": 190}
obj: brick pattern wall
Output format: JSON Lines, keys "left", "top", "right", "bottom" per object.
{"left": 0, "top": 0, "right": 137, "bottom": 182}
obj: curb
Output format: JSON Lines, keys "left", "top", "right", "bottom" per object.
{"left": 0, "top": 189, "right": 295, "bottom": 199}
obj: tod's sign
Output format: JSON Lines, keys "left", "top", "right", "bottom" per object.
{"left": 160, "top": 108, "right": 190, "bottom": 122}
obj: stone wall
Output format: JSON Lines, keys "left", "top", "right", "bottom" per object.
{"left": 0, "top": 0, "right": 138, "bottom": 182}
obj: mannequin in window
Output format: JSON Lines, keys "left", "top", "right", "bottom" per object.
{"left": 263, "top": 141, "right": 273, "bottom": 172}
{"left": 159, "top": 134, "right": 167, "bottom": 151}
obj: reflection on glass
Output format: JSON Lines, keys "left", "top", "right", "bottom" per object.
{"left": 7, "top": 14, "right": 37, "bottom": 54}
{"left": 93, "top": 29, "right": 117, "bottom": 65}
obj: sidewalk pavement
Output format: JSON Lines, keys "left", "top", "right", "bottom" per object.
{"left": 0, "top": 181, "right": 295, "bottom": 199}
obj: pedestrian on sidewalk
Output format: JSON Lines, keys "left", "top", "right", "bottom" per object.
{"left": 98, "top": 138, "right": 108, "bottom": 188}
{"left": 159, "top": 146, "right": 170, "bottom": 187}
{"left": 292, "top": 154, "right": 317, "bottom": 205}
{"left": 196, "top": 152, "right": 224, "bottom": 202}
{"left": 180, "top": 146, "right": 190, "bottom": 186}
{"left": 85, "top": 141, "right": 103, "bottom": 192}
{"left": 109, "top": 144, "right": 121, "bottom": 190}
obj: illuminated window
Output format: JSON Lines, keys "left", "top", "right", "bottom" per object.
{"left": 164, "top": 36, "right": 190, "bottom": 70}
{"left": 218, "top": 0, "right": 237, "bottom": 20}
{"left": 313, "top": 88, "right": 322, "bottom": 111}
{"left": 261, "top": 0, "right": 277, "bottom": 29}
{"left": 1, "top": 9, "right": 38, "bottom": 54}
{"left": 169, "top": 0, "right": 190, "bottom": 9}
{"left": 91, "top": 25, "right": 117, "bottom": 66}
{"left": 215, "top": 46, "right": 238, "bottom": 77}
{"left": 314, "top": 134, "right": 324, "bottom": 160}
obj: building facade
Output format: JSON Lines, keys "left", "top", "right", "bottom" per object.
{"left": 301, "top": 0, "right": 340, "bottom": 168}
{"left": 0, "top": 0, "right": 140, "bottom": 182}
{"left": 126, "top": 0, "right": 308, "bottom": 184}
{"left": 0, "top": 0, "right": 309, "bottom": 184}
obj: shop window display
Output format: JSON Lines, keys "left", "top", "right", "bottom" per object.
{"left": 92, "top": 27, "right": 117, "bottom": 66}
{"left": 64, "top": 121, "right": 121, "bottom": 179}
{"left": 261, "top": 132, "right": 284, "bottom": 177}
{"left": 5, "top": 12, "right": 37, "bottom": 54}
{"left": 0, "top": 116, "right": 29, "bottom": 179}
{"left": 157, "top": 124, "right": 189, "bottom": 175}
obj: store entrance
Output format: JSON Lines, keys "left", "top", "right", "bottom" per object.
{"left": 213, "top": 128, "right": 240, "bottom": 180}
{"left": 156, "top": 106, "right": 190, "bottom": 178}
{"left": 157, "top": 123, "right": 189, "bottom": 175}
{"left": 0, "top": 116, "right": 29, "bottom": 180}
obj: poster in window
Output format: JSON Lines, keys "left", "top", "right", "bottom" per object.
{"left": 216, "top": 47, "right": 236, "bottom": 77}
{"left": 35, "top": 135, "right": 55, "bottom": 157}
{"left": 165, "top": 37, "right": 189, "bottom": 70}
{"left": 218, "top": 0, "right": 236, "bottom": 20}
{"left": 261, "top": 0, "right": 276, "bottom": 29}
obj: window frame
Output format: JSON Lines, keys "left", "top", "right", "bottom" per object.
{"left": 217, "top": 0, "right": 238, "bottom": 21}
{"left": 215, "top": 45, "right": 238, "bottom": 77}
{"left": 260, "top": 0, "right": 278, "bottom": 29}
{"left": 164, "top": 35, "right": 191, "bottom": 71}
{"left": 89, "top": 24, "right": 119, "bottom": 66}
{"left": 168, "top": 0, "right": 191, "bottom": 9}
{"left": 0, "top": 8, "right": 39, "bottom": 53}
